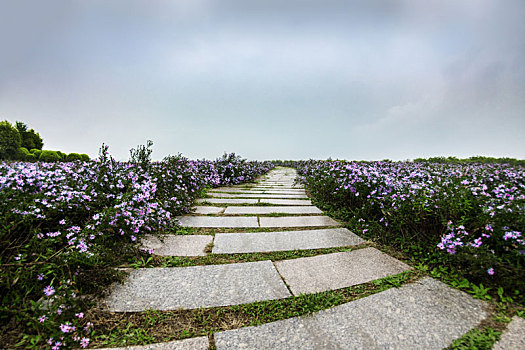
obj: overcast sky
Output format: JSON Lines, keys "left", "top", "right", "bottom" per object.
{"left": 1, "top": 0, "right": 524, "bottom": 161}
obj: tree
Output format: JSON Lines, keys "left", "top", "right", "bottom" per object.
{"left": 0, "top": 120, "right": 22, "bottom": 160}
{"left": 15, "top": 121, "right": 43, "bottom": 150}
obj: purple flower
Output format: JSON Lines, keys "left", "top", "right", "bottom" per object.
{"left": 80, "top": 338, "right": 90, "bottom": 348}
{"left": 487, "top": 268, "right": 495, "bottom": 275}
{"left": 43, "top": 286, "right": 55, "bottom": 296}
{"left": 37, "top": 274, "right": 44, "bottom": 281}
{"left": 38, "top": 315, "right": 48, "bottom": 323}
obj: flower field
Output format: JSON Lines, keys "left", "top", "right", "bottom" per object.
{"left": 0, "top": 148, "right": 273, "bottom": 349}
{"left": 281, "top": 159, "right": 525, "bottom": 299}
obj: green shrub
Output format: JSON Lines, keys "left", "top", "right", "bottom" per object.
{"left": 0, "top": 120, "right": 21, "bottom": 160}
{"left": 25, "top": 153, "right": 37, "bottom": 162}
{"left": 80, "top": 154, "right": 90, "bottom": 162}
{"left": 66, "top": 153, "right": 83, "bottom": 162}
{"left": 16, "top": 147, "right": 31, "bottom": 161}
{"left": 31, "top": 149, "right": 42, "bottom": 158}
{"left": 39, "top": 150, "right": 61, "bottom": 162}
{"left": 57, "top": 151, "right": 67, "bottom": 160}
{"left": 15, "top": 121, "right": 43, "bottom": 150}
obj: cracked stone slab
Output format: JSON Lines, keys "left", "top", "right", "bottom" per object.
{"left": 214, "top": 277, "right": 487, "bottom": 350}
{"left": 177, "top": 216, "right": 258, "bottom": 228}
{"left": 193, "top": 206, "right": 224, "bottom": 214}
{"left": 196, "top": 198, "right": 259, "bottom": 205}
{"left": 141, "top": 235, "right": 212, "bottom": 256}
{"left": 212, "top": 228, "right": 365, "bottom": 254}
{"left": 208, "top": 193, "right": 308, "bottom": 199}
{"left": 259, "top": 216, "right": 339, "bottom": 228}
{"left": 101, "top": 336, "right": 209, "bottom": 350}
{"left": 105, "top": 261, "right": 291, "bottom": 311}
{"left": 223, "top": 206, "right": 322, "bottom": 215}
{"left": 275, "top": 247, "right": 410, "bottom": 295}
{"left": 259, "top": 199, "right": 313, "bottom": 206}
{"left": 494, "top": 316, "right": 525, "bottom": 350}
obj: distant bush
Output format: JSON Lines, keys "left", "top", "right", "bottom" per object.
{"left": 25, "top": 153, "right": 37, "bottom": 162}
{"left": 414, "top": 156, "right": 525, "bottom": 167}
{"left": 16, "top": 147, "right": 32, "bottom": 161}
{"left": 57, "top": 151, "right": 67, "bottom": 160}
{"left": 39, "top": 150, "right": 61, "bottom": 162}
{"left": 66, "top": 153, "right": 83, "bottom": 162}
{"left": 15, "top": 121, "right": 43, "bottom": 150}
{"left": 0, "top": 120, "right": 22, "bottom": 160}
{"left": 30, "top": 149, "right": 42, "bottom": 158}
{"left": 80, "top": 154, "right": 90, "bottom": 162}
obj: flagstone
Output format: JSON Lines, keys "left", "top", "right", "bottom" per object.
{"left": 212, "top": 228, "right": 365, "bottom": 254}
{"left": 259, "top": 199, "right": 312, "bottom": 206}
{"left": 274, "top": 247, "right": 410, "bottom": 295}
{"left": 101, "top": 336, "right": 209, "bottom": 350}
{"left": 105, "top": 261, "right": 291, "bottom": 311}
{"left": 223, "top": 206, "right": 322, "bottom": 215}
{"left": 493, "top": 316, "right": 525, "bottom": 350}
{"left": 177, "top": 216, "right": 259, "bottom": 228}
{"left": 208, "top": 193, "right": 308, "bottom": 199}
{"left": 259, "top": 216, "right": 339, "bottom": 227}
{"left": 214, "top": 278, "right": 487, "bottom": 350}
{"left": 193, "top": 206, "right": 224, "bottom": 214}
{"left": 140, "top": 235, "right": 212, "bottom": 256}
{"left": 196, "top": 198, "right": 259, "bottom": 205}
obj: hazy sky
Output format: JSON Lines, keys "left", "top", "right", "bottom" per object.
{"left": 1, "top": 0, "right": 524, "bottom": 161}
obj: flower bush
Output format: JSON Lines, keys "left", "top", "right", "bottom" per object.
{"left": 0, "top": 147, "right": 273, "bottom": 349}
{"left": 282, "top": 159, "right": 525, "bottom": 296}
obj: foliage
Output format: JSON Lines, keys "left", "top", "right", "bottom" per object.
{"left": 79, "top": 154, "right": 90, "bottom": 162}
{"left": 0, "top": 145, "right": 273, "bottom": 349}
{"left": 15, "top": 121, "right": 43, "bottom": 151}
{"left": 39, "top": 150, "right": 62, "bottom": 162}
{"left": 66, "top": 153, "right": 83, "bottom": 162}
{"left": 129, "top": 140, "right": 153, "bottom": 169}
{"left": 0, "top": 120, "right": 22, "bottom": 160}
{"left": 284, "top": 159, "right": 525, "bottom": 300}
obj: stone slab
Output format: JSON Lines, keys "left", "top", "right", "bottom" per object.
{"left": 102, "top": 336, "right": 209, "bottom": 350}
{"left": 259, "top": 216, "right": 339, "bottom": 228}
{"left": 494, "top": 316, "right": 525, "bottom": 350}
{"left": 214, "top": 277, "right": 487, "bottom": 350}
{"left": 141, "top": 235, "right": 213, "bottom": 256}
{"left": 193, "top": 206, "right": 224, "bottom": 215}
{"left": 275, "top": 247, "right": 410, "bottom": 295}
{"left": 105, "top": 261, "right": 291, "bottom": 311}
{"left": 223, "top": 206, "right": 322, "bottom": 215}
{"left": 259, "top": 199, "right": 312, "bottom": 206}
{"left": 177, "top": 216, "right": 258, "bottom": 228}
{"left": 196, "top": 198, "right": 258, "bottom": 205}
{"left": 208, "top": 193, "right": 308, "bottom": 199}
{"left": 212, "top": 228, "right": 365, "bottom": 254}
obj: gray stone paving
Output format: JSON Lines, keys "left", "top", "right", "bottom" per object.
{"left": 193, "top": 206, "right": 224, "bottom": 214}
{"left": 259, "top": 199, "right": 313, "bottom": 206}
{"left": 196, "top": 198, "right": 258, "bottom": 204}
{"left": 101, "top": 337, "right": 209, "bottom": 350}
{"left": 208, "top": 192, "right": 308, "bottom": 199}
{"left": 177, "top": 216, "right": 259, "bottom": 228}
{"left": 223, "top": 206, "right": 322, "bottom": 215}
{"left": 212, "top": 228, "right": 365, "bottom": 254}
{"left": 275, "top": 247, "right": 411, "bottom": 295}
{"left": 494, "top": 316, "right": 525, "bottom": 350}
{"left": 105, "top": 261, "right": 291, "bottom": 311}
{"left": 259, "top": 216, "right": 339, "bottom": 227}
{"left": 140, "top": 235, "right": 212, "bottom": 256}
{"left": 214, "top": 277, "right": 487, "bottom": 350}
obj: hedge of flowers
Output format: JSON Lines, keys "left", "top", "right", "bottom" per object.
{"left": 0, "top": 148, "right": 273, "bottom": 349}
{"left": 280, "top": 159, "right": 525, "bottom": 295}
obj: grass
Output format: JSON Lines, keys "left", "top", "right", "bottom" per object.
{"left": 88, "top": 270, "right": 421, "bottom": 348}
{"left": 124, "top": 244, "right": 372, "bottom": 269}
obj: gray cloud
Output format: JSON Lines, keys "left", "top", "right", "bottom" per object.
{"left": 0, "top": 0, "right": 524, "bottom": 160}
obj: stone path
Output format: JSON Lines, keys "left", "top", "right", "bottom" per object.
{"left": 104, "top": 167, "right": 492, "bottom": 349}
